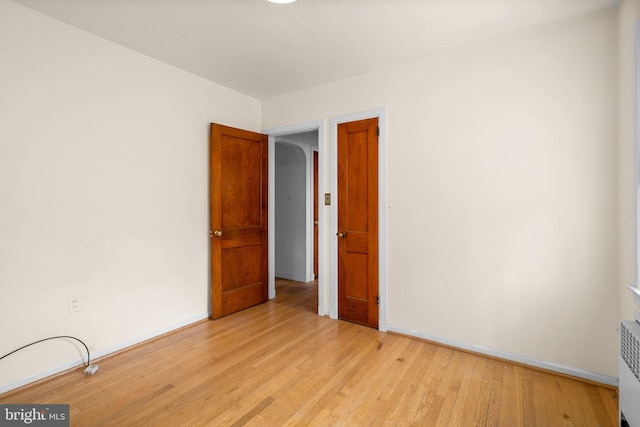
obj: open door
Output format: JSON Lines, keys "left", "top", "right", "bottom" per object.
{"left": 337, "top": 118, "right": 379, "bottom": 328}
{"left": 210, "top": 123, "right": 268, "bottom": 319}
{"left": 313, "top": 150, "right": 319, "bottom": 279}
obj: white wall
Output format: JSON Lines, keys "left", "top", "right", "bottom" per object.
{"left": 275, "top": 143, "right": 307, "bottom": 281}
{"left": 0, "top": 0, "right": 260, "bottom": 392}
{"left": 0, "top": 0, "right": 626, "bottom": 392}
{"left": 263, "top": 10, "right": 619, "bottom": 378}
{"left": 618, "top": 0, "right": 640, "bottom": 321}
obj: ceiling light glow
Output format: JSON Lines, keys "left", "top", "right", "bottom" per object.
{"left": 268, "top": 0, "right": 296, "bottom": 3}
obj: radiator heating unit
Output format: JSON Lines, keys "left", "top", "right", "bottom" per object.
{"left": 620, "top": 320, "right": 640, "bottom": 426}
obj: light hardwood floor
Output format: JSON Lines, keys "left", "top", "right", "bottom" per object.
{"left": 1, "top": 298, "right": 618, "bottom": 426}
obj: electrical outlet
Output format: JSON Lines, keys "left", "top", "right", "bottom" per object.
{"left": 68, "top": 296, "right": 81, "bottom": 313}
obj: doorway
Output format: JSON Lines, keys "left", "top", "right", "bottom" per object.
{"left": 274, "top": 135, "right": 317, "bottom": 284}
{"left": 265, "top": 109, "right": 387, "bottom": 330}
{"left": 265, "top": 122, "right": 324, "bottom": 314}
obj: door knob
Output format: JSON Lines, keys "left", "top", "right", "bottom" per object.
{"left": 314, "top": 221, "right": 319, "bottom": 226}
{"left": 337, "top": 232, "right": 347, "bottom": 238}
{"left": 213, "top": 230, "right": 223, "bottom": 237}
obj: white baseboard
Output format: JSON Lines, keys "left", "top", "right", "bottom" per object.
{"left": 378, "top": 320, "right": 388, "bottom": 333}
{"left": 275, "top": 273, "right": 309, "bottom": 283}
{"left": 317, "top": 305, "right": 328, "bottom": 316}
{"left": 386, "top": 323, "right": 618, "bottom": 387}
{"left": 0, "top": 358, "right": 87, "bottom": 396}
{"left": 0, "top": 313, "right": 209, "bottom": 395}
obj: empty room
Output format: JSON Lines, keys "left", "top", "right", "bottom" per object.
{"left": 2, "top": 0, "right": 640, "bottom": 425}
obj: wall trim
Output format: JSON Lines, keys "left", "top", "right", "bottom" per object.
{"left": 387, "top": 323, "right": 618, "bottom": 387}
{"left": 0, "top": 313, "right": 209, "bottom": 395}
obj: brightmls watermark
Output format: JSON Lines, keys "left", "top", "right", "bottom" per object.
{"left": 0, "top": 405, "right": 69, "bottom": 426}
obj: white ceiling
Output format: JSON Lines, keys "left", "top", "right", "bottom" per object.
{"left": 11, "top": 0, "right": 619, "bottom": 100}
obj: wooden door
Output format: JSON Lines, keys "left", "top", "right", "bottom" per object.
{"left": 337, "top": 118, "right": 378, "bottom": 328}
{"left": 313, "top": 150, "right": 319, "bottom": 279}
{"left": 210, "top": 123, "right": 268, "bottom": 319}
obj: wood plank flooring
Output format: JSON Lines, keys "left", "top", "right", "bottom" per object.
{"left": 1, "top": 299, "right": 618, "bottom": 426}
{"left": 273, "top": 278, "right": 317, "bottom": 313}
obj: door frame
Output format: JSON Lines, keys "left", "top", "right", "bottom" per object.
{"left": 330, "top": 108, "right": 387, "bottom": 331}
{"left": 263, "top": 120, "right": 326, "bottom": 314}
{"left": 262, "top": 108, "right": 387, "bottom": 332}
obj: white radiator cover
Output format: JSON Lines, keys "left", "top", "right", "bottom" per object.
{"left": 620, "top": 320, "right": 640, "bottom": 426}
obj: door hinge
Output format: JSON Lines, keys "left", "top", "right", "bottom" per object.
{"left": 376, "top": 296, "right": 380, "bottom": 306}
{"left": 376, "top": 126, "right": 380, "bottom": 137}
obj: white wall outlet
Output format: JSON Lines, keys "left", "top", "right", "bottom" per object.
{"left": 68, "top": 296, "right": 81, "bottom": 313}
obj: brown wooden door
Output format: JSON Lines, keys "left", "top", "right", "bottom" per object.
{"left": 337, "top": 118, "right": 378, "bottom": 328}
{"left": 210, "top": 123, "right": 268, "bottom": 319}
{"left": 313, "top": 150, "right": 319, "bottom": 279}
